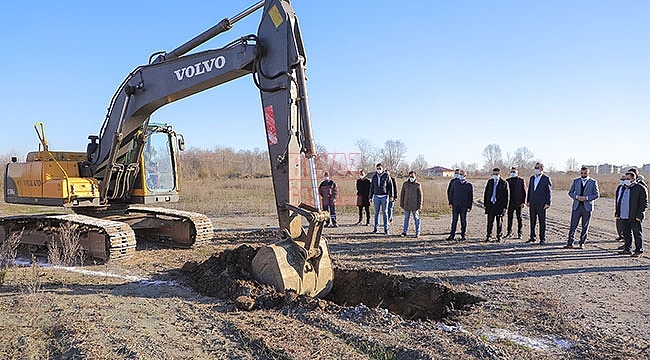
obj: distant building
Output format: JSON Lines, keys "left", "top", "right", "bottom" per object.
{"left": 584, "top": 165, "right": 598, "bottom": 174}
{"left": 598, "top": 163, "right": 615, "bottom": 174}
{"left": 423, "top": 166, "right": 455, "bottom": 177}
{"left": 641, "top": 164, "right": 650, "bottom": 174}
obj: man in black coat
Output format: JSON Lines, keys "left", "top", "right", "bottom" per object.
{"left": 483, "top": 168, "right": 509, "bottom": 242}
{"left": 355, "top": 170, "right": 371, "bottom": 225}
{"left": 526, "top": 162, "right": 552, "bottom": 245}
{"left": 506, "top": 167, "right": 526, "bottom": 239}
{"left": 616, "top": 171, "right": 648, "bottom": 257}
{"left": 447, "top": 169, "right": 473, "bottom": 241}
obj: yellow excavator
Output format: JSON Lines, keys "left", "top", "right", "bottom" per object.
{"left": 1, "top": 0, "right": 333, "bottom": 298}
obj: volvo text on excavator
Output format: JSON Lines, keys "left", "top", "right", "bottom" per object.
{"left": 1, "top": 0, "right": 333, "bottom": 297}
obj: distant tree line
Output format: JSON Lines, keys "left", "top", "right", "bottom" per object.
{"left": 180, "top": 147, "right": 271, "bottom": 179}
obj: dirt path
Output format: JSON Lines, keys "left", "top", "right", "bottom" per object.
{"left": 0, "top": 187, "right": 648, "bottom": 359}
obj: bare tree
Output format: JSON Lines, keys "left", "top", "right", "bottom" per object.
{"left": 507, "top": 147, "right": 535, "bottom": 170}
{"left": 354, "top": 138, "right": 380, "bottom": 171}
{"left": 381, "top": 139, "right": 407, "bottom": 172}
{"left": 482, "top": 144, "right": 503, "bottom": 171}
{"left": 566, "top": 157, "right": 579, "bottom": 172}
{"left": 410, "top": 154, "right": 429, "bottom": 173}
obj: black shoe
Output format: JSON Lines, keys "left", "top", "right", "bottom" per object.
{"left": 384, "top": 230, "right": 390, "bottom": 236}
{"left": 460, "top": 236, "right": 467, "bottom": 241}
{"left": 615, "top": 236, "right": 623, "bottom": 241}
{"left": 618, "top": 250, "right": 632, "bottom": 255}
{"left": 631, "top": 252, "right": 644, "bottom": 258}
{"left": 505, "top": 232, "right": 512, "bottom": 238}
{"left": 496, "top": 236, "right": 502, "bottom": 242}
{"left": 526, "top": 238, "right": 536, "bottom": 243}
{"left": 516, "top": 233, "right": 522, "bottom": 239}
{"left": 446, "top": 235, "right": 455, "bottom": 240}
{"left": 401, "top": 232, "right": 407, "bottom": 237}
{"left": 332, "top": 223, "right": 338, "bottom": 228}
{"left": 354, "top": 221, "right": 361, "bottom": 225}
{"left": 539, "top": 240, "right": 547, "bottom": 245}
{"left": 617, "top": 245, "right": 625, "bottom": 250}
{"left": 485, "top": 236, "right": 491, "bottom": 242}
{"left": 563, "top": 244, "right": 574, "bottom": 249}
{"left": 372, "top": 228, "right": 378, "bottom": 234}
{"left": 578, "top": 244, "right": 584, "bottom": 249}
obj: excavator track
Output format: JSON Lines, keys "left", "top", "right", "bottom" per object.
{"left": 107, "top": 206, "right": 214, "bottom": 248}
{"left": 0, "top": 213, "right": 136, "bottom": 261}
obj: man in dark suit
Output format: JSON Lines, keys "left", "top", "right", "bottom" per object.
{"left": 483, "top": 167, "right": 509, "bottom": 242}
{"left": 448, "top": 169, "right": 473, "bottom": 241}
{"left": 526, "top": 162, "right": 552, "bottom": 245}
{"left": 564, "top": 166, "right": 600, "bottom": 249}
{"left": 614, "top": 175, "right": 627, "bottom": 241}
{"left": 505, "top": 166, "right": 526, "bottom": 239}
{"left": 616, "top": 171, "right": 648, "bottom": 257}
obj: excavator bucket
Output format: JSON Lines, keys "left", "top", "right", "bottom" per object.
{"left": 252, "top": 237, "right": 333, "bottom": 298}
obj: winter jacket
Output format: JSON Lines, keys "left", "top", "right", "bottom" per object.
{"left": 318, "top": 179, "right": 338, "bottom": 206}
{"left": 369, "top": 172, "right": 392, "bottom": 198}
{"left": 400, "top": 180, "right": 423, "bottom": 211}
{"left": 615, "top": 183, "right": 648, "bottom": 221}
{"left": 450, "top": 180, "right": 473, "bottom": 210}
{"left": 356, "top": 178, "right": 371, "bottom": 206}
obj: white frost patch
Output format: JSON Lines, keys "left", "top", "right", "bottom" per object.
{"left": 480, "top": 327, "right": 573, "bottom": 352}
{"left": 10, "top": 258, "right": 179, "bottom": 287}
{"left": 436, "top": 322, "right": 465, "bottom": 333}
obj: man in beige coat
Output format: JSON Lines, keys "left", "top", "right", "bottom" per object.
{"left": 400, "top": 170, "right": 423, "bottom": 237}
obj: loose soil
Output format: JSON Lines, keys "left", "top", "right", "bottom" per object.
{"left": 0, "top": 186, "right": 648, "bottom": 359}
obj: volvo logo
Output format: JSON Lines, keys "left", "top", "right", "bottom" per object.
{"left": 173, "top": 56, "right": 226, "bottom": 81}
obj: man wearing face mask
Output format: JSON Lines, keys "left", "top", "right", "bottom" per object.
{"left": 447, "top": 168, "right": 461, "bottom": 205}
{"left": 447, "top": 169, "right": 473, "bottom": 240}
{"left": 505, "top": 167, "right": 526, "bottom": 239}
{"left": 400, "top": 170, "right": 423, "bottom": 238}
{"left": 526, "top": 162, "right": 552, "bottom": 245}
{"left": 615, "top": 174, "right": 628, "bottom": 241}
{"left": 564, "top": 166, "right": 599, "bottom": 249}
{"left": 318, "top": 171, "right": 338, "bottom": 227}
{"left": 483, "top": 168, "right": 509, "bottom": 242}
{"left": 369, "top": 163, "right": 393, "bottom": 235}
{"left": 616, "top": 171, "right": 648, "bottom": 257}
{"left": 355, "top": 170, "right": 371, "bottom": 226}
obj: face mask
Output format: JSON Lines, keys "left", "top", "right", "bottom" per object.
{"left": 376, "top": 169, "right": 383, "bottom": 174}
{"left": 534, "top": 169, "right": 541, "bottom": 176}
{"left": 492, "top": 175, "right": 499, "bottom": 181}
{"left": 359, "top": 174, "right": 365, "bottom": 179}
{"left": 510, "top": 172, "right": 516, "bottom": 178}
{"left": 324, "top": 177, "right": 330, "bottom": 181}
{"left": 623, "top": 180, "right": 631, "bottom": 186}
{"left": 454, "top": 174, "right": 460, "bottom": 179}
{"left": 620, "top": 180, "right": 626, "bottom": 185}
{"left": 409, "top": 177, "right": 415, "bottom": 182}
{"left": 460, "top": 176, "right": 466, "bottom": 182}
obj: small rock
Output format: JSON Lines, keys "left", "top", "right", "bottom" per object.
{"left": 235, "top": 296, "right": 255, "bottom": 311}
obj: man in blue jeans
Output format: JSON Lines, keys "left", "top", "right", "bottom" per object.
{"left": 369, "top": 163, "right": 393, "bottom": 235}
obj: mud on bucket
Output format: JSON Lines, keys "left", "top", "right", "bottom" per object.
{"left": 251, "top": 238, "right": 333, "bottom": 298}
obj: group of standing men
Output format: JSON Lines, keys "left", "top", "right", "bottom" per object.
{"left": 320, "top": 162, "right": 647, "bottom": 257}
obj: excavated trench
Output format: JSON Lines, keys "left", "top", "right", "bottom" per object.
{"left": 182, "top": 244, "right": 483, "bottom": 321}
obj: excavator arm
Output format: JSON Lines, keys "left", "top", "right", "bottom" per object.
{"left": 87, "top": 0, "right": 332, "bottom": 296}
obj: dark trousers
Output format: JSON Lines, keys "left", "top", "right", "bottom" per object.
{"left": 568, "top": 204, "right": 592, "bottom": 245}
{"left": 621, "top": 219, "right": 644, "bottom": 253}
{"left": 486, "top": 212, "right": 503, "bottom": 237}
{"left": 323, "top": 204, "right": 337, "bottom": 225}
{"left": 507, "top": 206, "right": 523, "bottom": 235}
{"left": 529, "top": 204, "right": 547, "bottom": 241}
{"left": 616, "top": 218, "right": 625, "bottom": 238}
{"left": 357, "top": 205, "right": 370, "bottom": 224}
{"left": 450, "top": 207, "right": 468, "bottom": 237}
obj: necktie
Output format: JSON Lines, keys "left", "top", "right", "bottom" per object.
{"left": 491, "top": 180, "right": 497, "bottom": 204}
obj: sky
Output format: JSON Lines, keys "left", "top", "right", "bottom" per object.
{"left": 0, "top": 0, "right": 648, "bottom": 171}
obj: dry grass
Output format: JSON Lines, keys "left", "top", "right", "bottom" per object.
{"left": 47, "top": 223, "right": 85, "bottom": 267}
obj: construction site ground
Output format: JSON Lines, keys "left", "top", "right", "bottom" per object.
{"left": 0, "top": 187, "right": 648, "bottom": 359}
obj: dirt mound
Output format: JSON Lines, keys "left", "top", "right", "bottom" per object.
{"left": 182, "top": 244, "right": 483, "bottom": 321}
